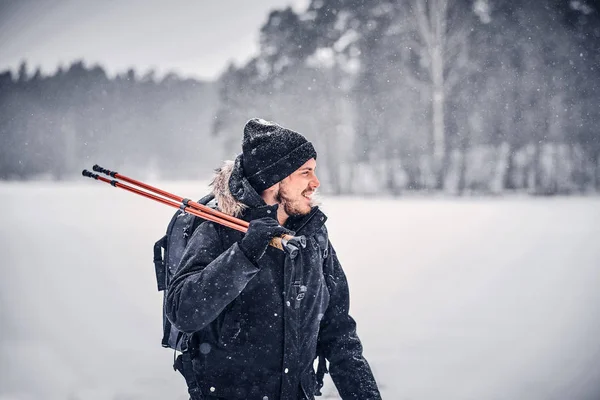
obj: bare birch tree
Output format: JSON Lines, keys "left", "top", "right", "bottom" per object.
{"left": 404, "top": 0, "right": 473, "bottom": 189}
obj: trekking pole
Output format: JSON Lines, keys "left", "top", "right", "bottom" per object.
{"left": 82, "top": 169, "right": 306, "bottom": 256}
{"left": 92, "top": 164, "right": 246, "bottom": 229}
{"left": 82, "top": 170, "right": 247, "bottom": 233}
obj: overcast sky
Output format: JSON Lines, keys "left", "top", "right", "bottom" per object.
{"left": 0, "top": 0, "right": 307, "bottom": 81}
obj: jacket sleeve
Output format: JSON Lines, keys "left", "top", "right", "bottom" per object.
{"left": 165, "top": 221, "right": 260, "bottom": 333}
{"left": 317, "top": 243, "right": 382, "bottom": 400}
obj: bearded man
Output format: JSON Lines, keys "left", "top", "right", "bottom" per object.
{"left": 166, "top": 118, "right": 381, "bottom": 400}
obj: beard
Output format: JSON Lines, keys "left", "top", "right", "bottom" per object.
{"left": 275, "top": 183, "right": 317, "bottom": 217}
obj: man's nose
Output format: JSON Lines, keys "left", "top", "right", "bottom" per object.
{"left": 310, "top": 174, "right": 320, "bottom": 189}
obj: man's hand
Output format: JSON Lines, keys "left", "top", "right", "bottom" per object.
{"left": 239, "top": 217, "right": 293, "bottom": 264}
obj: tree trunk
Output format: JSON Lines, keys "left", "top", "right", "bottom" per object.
{"left": 532, "top": 142, "right": 543, "bottom": 194}
{"left": 595, "top": 151, "right": 600, "bottom": 192}
{"left": 548, "top": 143, "right": 559, "bottom": 195}
{"left": 491, "top": 141, "right": 510, "bottom": 194}
{"left": 404, "top": 155, "right": 423, "bottom": 191}
{"left": 323, "top": 122, "right": 342, "bottom": 195}
{"left": 503, "top": 144, "right": 517, "bottom": 190}
{"left": 326, "top": 158, "right": 342, "bottom": 195}
{"left": 413, "top": 0, "right": 449, "bottom": 190}
{"left": 570, "top": 144, "right": 584, "bottom": 193}
{"left": 325, "top": 64, "right": 343, "bottom": 195}
{"left": 432, "top": 57, "right": 445, "bottom": 190}
{"left": 457, "top": 146, "right": 468, "bottom": 196}
{"left": 525, "top": 143, "right": 538, "bottom": 193}
{"left": 435, "top": 143, "right": 450, "bottom": 191}
{"left": 385, "top": 159, "right": 401, "bottom": 196}
{"left": 432, "top": 88, "right": 445, "bottom": 182}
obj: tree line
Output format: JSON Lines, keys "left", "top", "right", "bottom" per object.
{"left": 1, "top": 0, "right": 599, "bottom": 196}
{"left": 0, "top": 62, "right": 218, "bottom": 181}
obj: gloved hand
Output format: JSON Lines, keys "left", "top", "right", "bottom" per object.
{"left": 239, "top": 217, "right": 293, "bottom": 264}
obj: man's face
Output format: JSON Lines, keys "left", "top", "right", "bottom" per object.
{"left": 276, "top": 158, "right": 320, "bottom": 217}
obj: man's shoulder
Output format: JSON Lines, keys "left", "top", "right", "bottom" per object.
{"left": 192, "top": 218, "right": 242, "bottom": 245}
{"left": 193, "top": 219, "right": 222, "bottom": 237}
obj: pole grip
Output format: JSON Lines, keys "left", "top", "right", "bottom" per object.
{"left": 93, "top": 164, "right": 118, "bottom": 177}
{"left": 270, "top": 234, "right": 307, "bottom": 259}
{"left": 82, "top": 169, "right": 99, "bottom": 179}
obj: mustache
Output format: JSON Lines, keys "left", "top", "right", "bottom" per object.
{"left": 302, "top": 187, "right": 317, "bottom": 195}
{"left": 276, "top": 185, "right": 319, "bottom": 203}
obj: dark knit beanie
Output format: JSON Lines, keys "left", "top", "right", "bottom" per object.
{"left": 242, "top": 118, "right": 317, "bottom": 193}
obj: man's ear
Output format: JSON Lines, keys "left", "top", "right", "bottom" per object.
{"left": 272, "top": 182, "right": 281, "bottom": 198}
{"left": 260, "top": 182, "right": 280, "bottom": 204}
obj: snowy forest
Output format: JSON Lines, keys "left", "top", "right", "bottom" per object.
{"left": 1, "top": 0, "right": 599, "bottom": 195}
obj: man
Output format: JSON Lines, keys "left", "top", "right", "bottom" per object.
{"left": 166, "top": 118, "right": 381, "bottom": 400}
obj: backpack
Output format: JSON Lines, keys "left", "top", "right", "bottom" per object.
{"left": 152, "top": 193, "right": 330, "bottom": 396}
{"left": 153, "top": 193, "right": 215, "bottom": 352}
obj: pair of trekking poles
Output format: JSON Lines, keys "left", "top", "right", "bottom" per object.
{"left": 82, "top": 165, "right": 306, "bottom": 257}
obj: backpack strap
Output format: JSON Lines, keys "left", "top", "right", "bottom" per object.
{"left": 156, "top": 231, "right": 182, "bottom": 349}
{"left": 315, "top": 353, "right": 328, "bottom": 396}
{"left": 153, "top": 235, "right": 167, "bottom": 291}
{"left": 162, "top": 323, "right": 185, "bottom": 350}
{"left": 174, "top": 352, "right": 204, "bottom": 400}
{"left": 314, "top": 224, "right": 331, "bottom": 395}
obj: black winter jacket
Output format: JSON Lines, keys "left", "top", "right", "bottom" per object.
{"left": 166, "top": 157, "right": 381, "bottom": 400}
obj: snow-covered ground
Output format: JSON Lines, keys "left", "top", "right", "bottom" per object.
{"left": 1, "top": 181, "right": 600, "bottom": 400}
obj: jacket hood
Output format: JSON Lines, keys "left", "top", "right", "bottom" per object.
{"left": 209, "top": 154, "right": 265, "bottom": 217}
